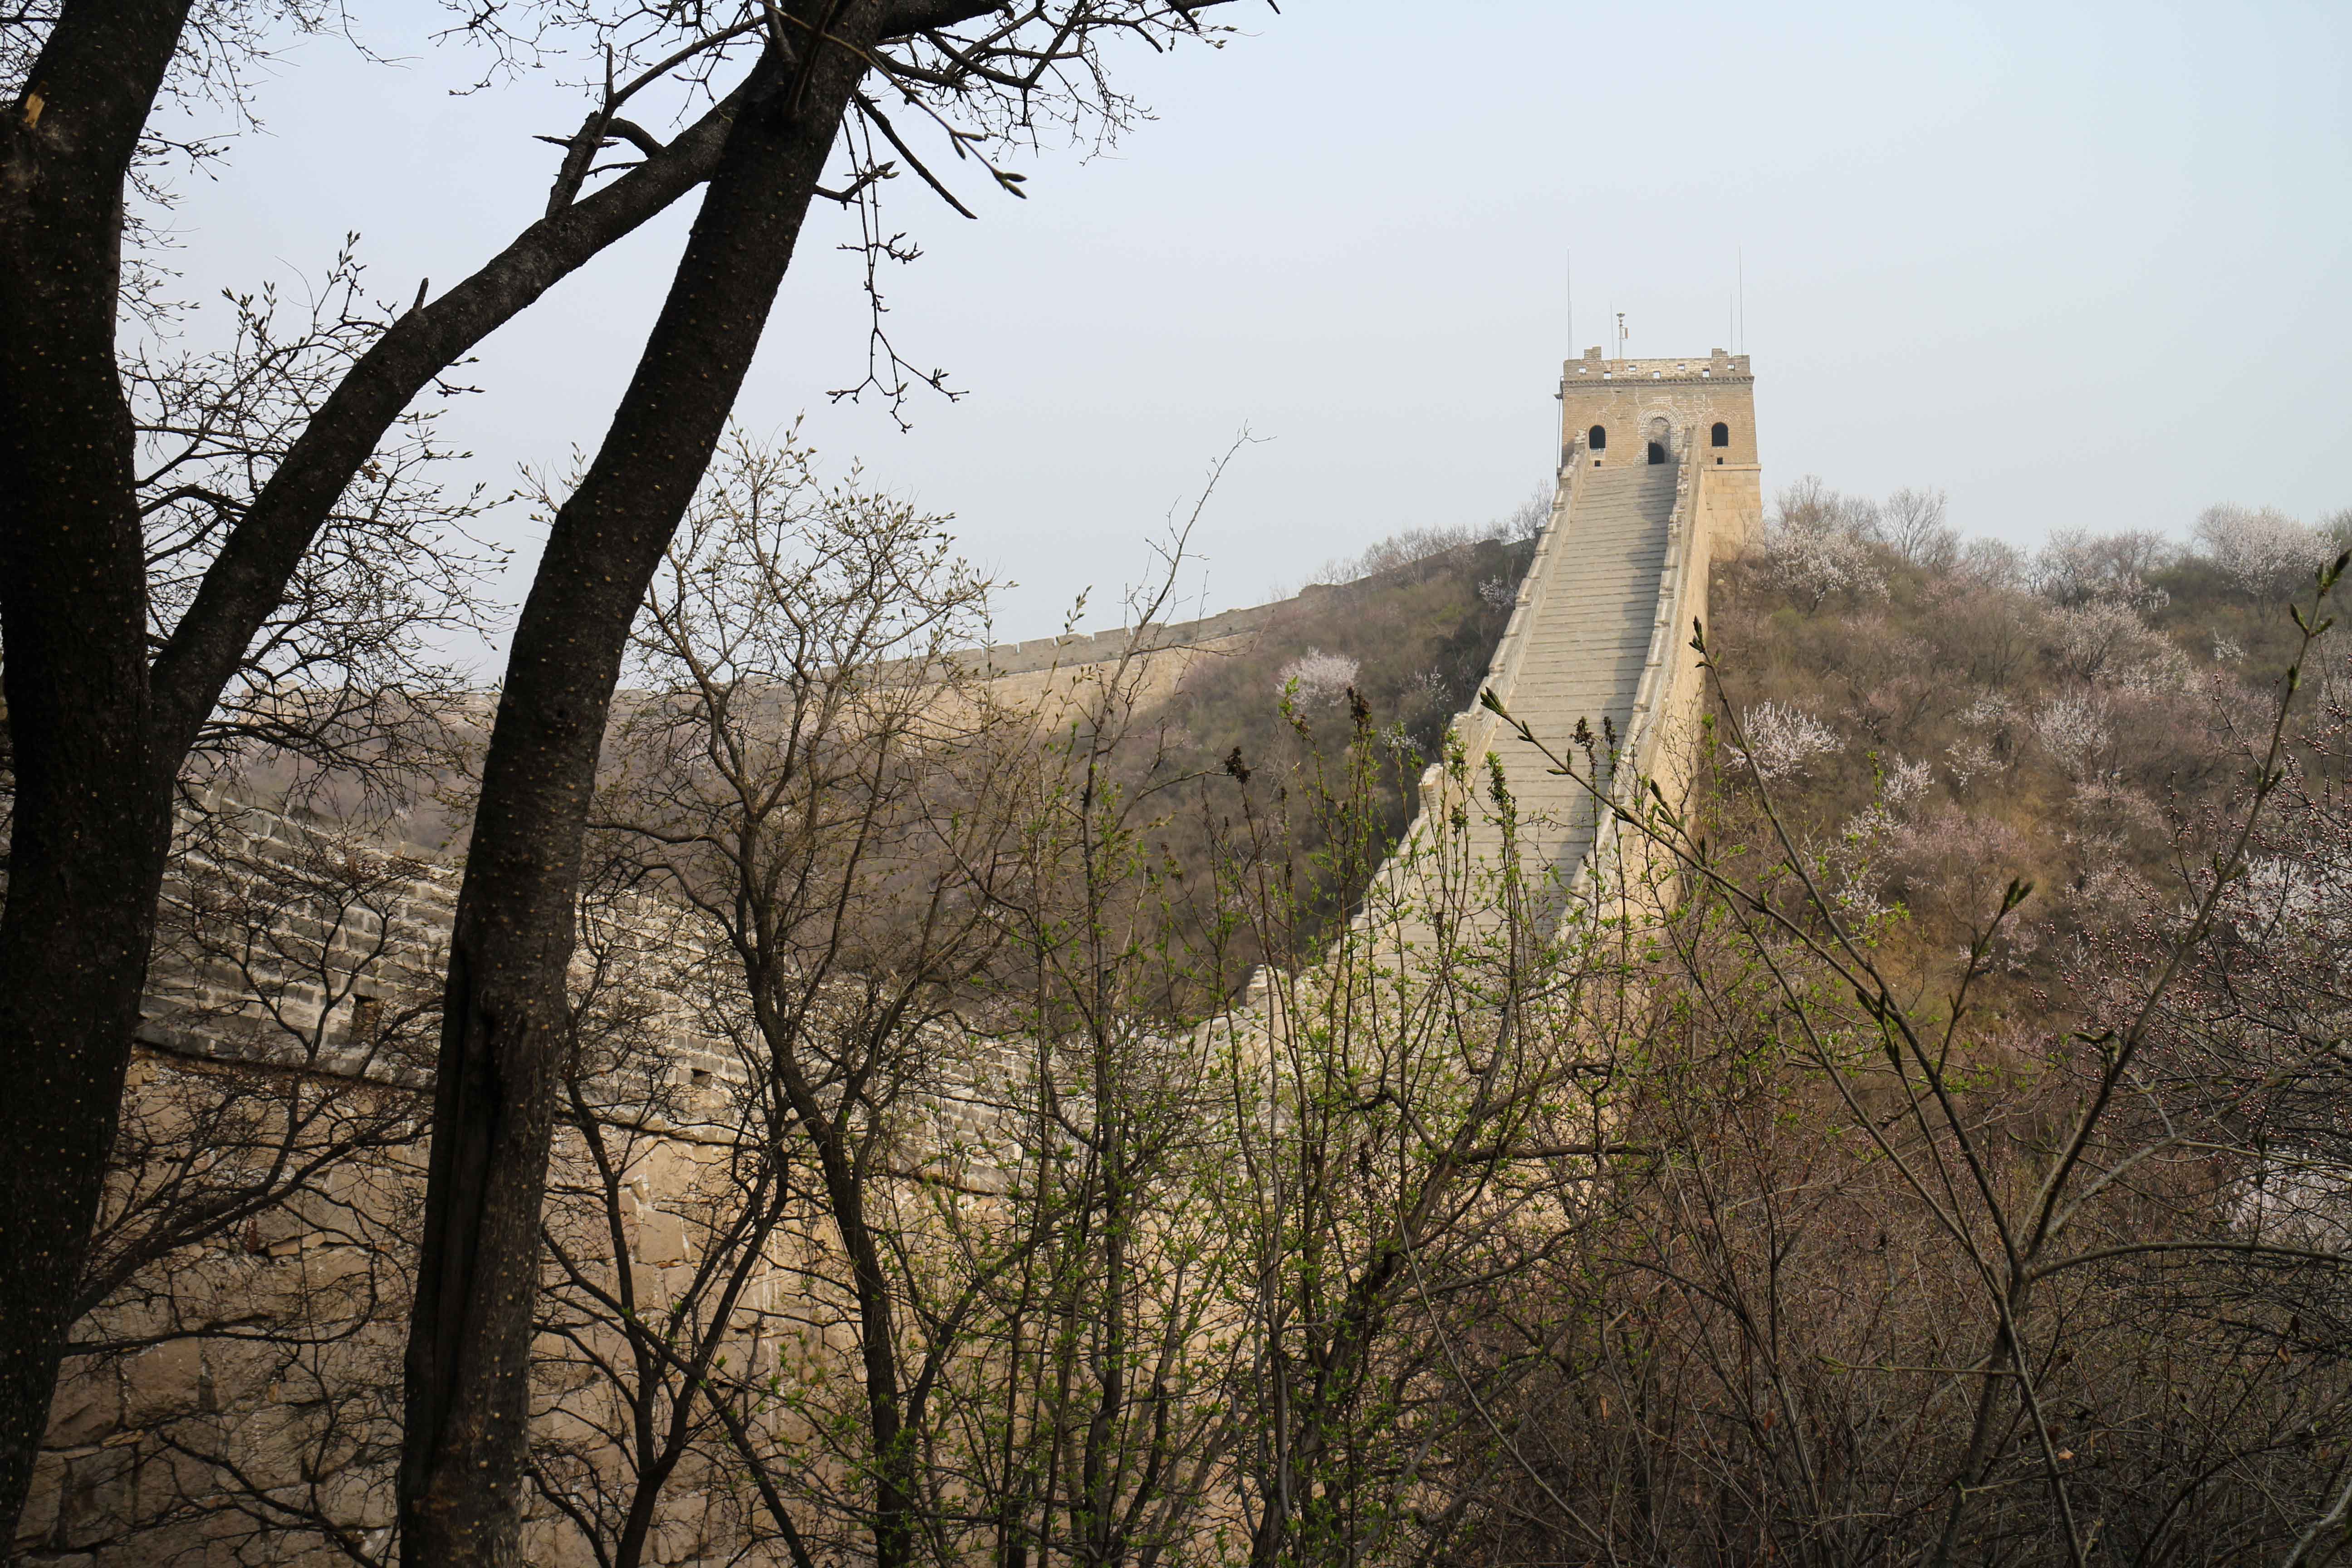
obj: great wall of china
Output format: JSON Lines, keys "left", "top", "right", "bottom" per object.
{"left": 19, "top": 353, "right": 1762, "bottom": 1564}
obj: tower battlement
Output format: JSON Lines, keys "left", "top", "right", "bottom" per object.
{"left": 1564, "top": 346, "right": 1752, "bottom": 382}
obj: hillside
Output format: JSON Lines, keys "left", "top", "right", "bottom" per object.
{"left": 950, "top": 520, "right": 1544, "bottom": 954}
{"left": 1012, "top": 481, "right": 2352, "bottom": 980}
{"left": 1692, "top": 486, "right": 2352, "bottom": 1004}
{"left": 43, "top": 473, "right": 2352, "bottom": 1568}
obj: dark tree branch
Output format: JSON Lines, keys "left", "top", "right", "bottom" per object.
{"left": 145, "top": 80, "right": 751, "bottom": 767}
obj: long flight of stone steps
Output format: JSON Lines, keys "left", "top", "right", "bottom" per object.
{"left": 1354, "top": 446, "right": 1703, "bottom": 950}
{"left": 1488, "top": 461, "right": 1681, "bottom": 884}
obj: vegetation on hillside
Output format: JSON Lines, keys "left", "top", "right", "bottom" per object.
{"left": 1700, "top": 481, "right": 2352, "bottom": 1000}
{"left": 39, "top": 436, "right": 2352, "bottom": 1567}
{"left": 1452, "top": 480, "right": 2352, "bottom": 1567}
{"left": 1035, "top": 491, "right": 1549, "bottom": 961}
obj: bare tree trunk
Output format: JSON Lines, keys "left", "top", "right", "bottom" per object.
{"left": 0, "top": 18, "right": 764, "bottom": 1543}
{"left": 0, "top": 0, "right": 197, "bottom": 1529}
{"left": 396, "top": 10, "right": 888, "bottom": 1561}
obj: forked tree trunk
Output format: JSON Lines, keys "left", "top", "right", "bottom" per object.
{"left": 396, "top": 8, "right": 889, "bottom": 1561}
{"left": 0, "top": 12, "right": 775, "bottom": 1544}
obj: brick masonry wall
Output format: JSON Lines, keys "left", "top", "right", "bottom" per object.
{"left": 20, "top": 800, "right": 1051, "bottom": 1567}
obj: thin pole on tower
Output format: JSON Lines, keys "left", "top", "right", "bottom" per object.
{"left": 1737, "top": 246, "right": 1745, "bottom": 353}
{"left": 1565, "top": 250, "right": 1573, "bottom": 357}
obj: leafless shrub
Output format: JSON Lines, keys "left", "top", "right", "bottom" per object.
{"left": 2048, "top": 599, "right": 2189, "bottom": 690}
{"left": 2033, "top": 525, "right": 2176, "bottom": 608}
{"left": 1960, "top": 534, "right": 2028, "bottom": 589}
{"left": 1760, "top": 477, "right": 1886, "bottom": 610}
{"left": 1504, "top": 480, "right": 1553, "bottom": 542}
{"left": 2030, "top": 689, "right": 2113, "bottom": 778}
{"left": 1312, "top": 480, "right": 1552, "bottom": 588}
{"left": 1463, "top": 556, "right": 2352, "bottom": 1566}
{"left": 1873, "top": 485, "right": 1959, "bottom": 568}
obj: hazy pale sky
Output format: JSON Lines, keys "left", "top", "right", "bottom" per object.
{"left": 164, "top": 0, "right": 2352, "bottom": 640}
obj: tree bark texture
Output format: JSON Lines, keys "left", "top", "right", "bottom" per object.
{"left": 0, "top": 0, "right": 199, "bottom": 1529}
{"left": 396, "top": 9, "right": 890, "bottom": 1562}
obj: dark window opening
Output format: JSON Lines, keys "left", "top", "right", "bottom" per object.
{"left": 1711, "top": 421, "right": 1730, "bottom": 448}
{"left": 1587, "top": 424, "right": 1606, "bottom": 451}
{"left": 1646, "top": 441, "right": 1667, "bottom": 465}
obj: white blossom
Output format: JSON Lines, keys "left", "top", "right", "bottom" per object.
{"left": 1959, "top": 691, "right": 2013, "bottom": 729}
{"left": 1739, "top": 701, "right": 1843, "bottom": 780}
{"left": 1944, "top": 738, "right": 2006, "bottom": 791}
{"left": 1276, "top": 649, "right": 1360, "bottom": 708}
{"left": 2194, "top": 504, "right": 2337, "bottom": 596}
{"left": 1883, "top": 755, "right": 1933, "bottom": 804}
{"left": 2031, "top": 692, "right": 2112, "bottom": 778}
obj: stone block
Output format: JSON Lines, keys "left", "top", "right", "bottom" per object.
{"left": 634, "top": 1209, "right": 690, "bottom": 1266}
{"left": 250, "top": 1203, "right": 305, "bottom": 1250}
{"left": 220, "top": 1399, "right": 327, "bottom": 1492}
{"left": 146, "top": 1434, "right": 224, "bottom": 1511}
{"left": 15, "top": 1449, "right": 67, "bottom": 1546}
{"left": 527, "top": 1517, "right": 604, "bottom": 1568}
{"left": 44, "top": 1368, "right": 120, "bottom": 1448}
{"left": 314, "top": 1458, "right": 396, "bottom": 1531}
{"left": 122, "top": 1340, "right": 207, "bottom": 1426}
{"left": 199, "top": 1340, "right": 282, "bottom": 1409}
{"left": 651, "top": 1502, "right": 707, "bottom": 1564}
{"left": 55, "top": 1446, "right": 135, "bottom": 1549}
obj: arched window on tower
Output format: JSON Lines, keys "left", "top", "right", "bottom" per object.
{"left": 1646, "top": 440, "right": 1667, "bottom": 465}
{"left": 1711, "top": 421, "right": 1730, "bottom": 448}
{"left": 1588, "top": 424, "right": 1606, "bottom": 452}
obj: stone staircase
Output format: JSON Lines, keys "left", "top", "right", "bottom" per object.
{"left": 1487, "top": 461, "right": 1681, "bottom": 886}
{"left": 1360, "top": 445, "right": 1696, "bottom": 950}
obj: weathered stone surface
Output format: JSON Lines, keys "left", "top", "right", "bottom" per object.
{"left": 54, "top": 1446, "right": 136, "bottom": 1550}
{"left": 122, "top": 1340, "right": 207, "bottom": 1426}
{"left": 42, "top": 1369, "right": 119, "bottom": 1449}
{"left": 15, "top": 1450, "right": 67, "bottom": 1546}
{"left": 635, "top": 1208, "right": 690, "bottom": 1266}
{"left": 1558, "top": 347, "right": 1759, "bottom": 470}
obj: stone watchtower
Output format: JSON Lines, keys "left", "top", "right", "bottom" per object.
{"left": 1557, "top": 345, "right": 1758, "bottom": 470}
{"left": 1556, "top": 344, "right": 1763, "bottom": 544}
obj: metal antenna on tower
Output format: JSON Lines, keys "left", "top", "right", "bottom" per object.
{"left": 1737, "top": 246, "right": 1745, "bottom": 354}
{"left": 1616, "top": 310, "right": 1627, "bottom": 359}
{"left": 1565, "top": 250, "right": 1573, "bottom": 358}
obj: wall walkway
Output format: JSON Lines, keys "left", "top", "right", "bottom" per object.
{"left": 1380, "top": 426, "right": 1761, "bottom": 935}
